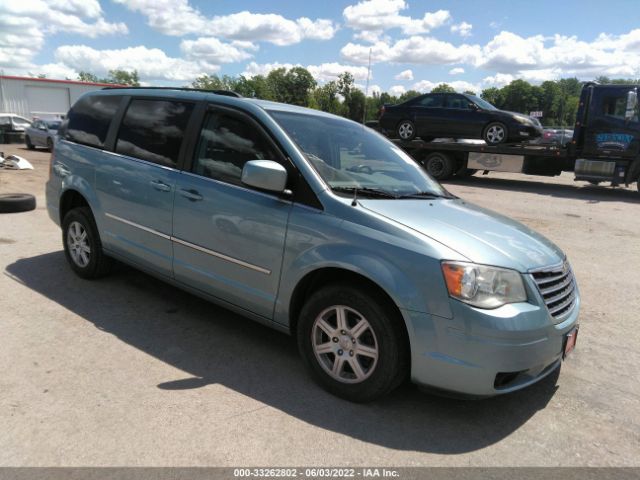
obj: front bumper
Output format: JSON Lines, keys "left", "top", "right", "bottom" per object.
{"left": 402, "top": 288, "right": 580, "bottom": 396}
{"left": 514, "top": 124, "right": 543, "bottom": 140}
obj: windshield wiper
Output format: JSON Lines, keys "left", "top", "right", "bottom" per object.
{"left": 332, "top": 186, "right": 399, "bottom": 200}
{"left": 396, "top": 191, "right": 456, "bottom": 199}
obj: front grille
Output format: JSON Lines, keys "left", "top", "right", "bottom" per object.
{"left": 531, "top": 261, "right": 576, "bottom": 321}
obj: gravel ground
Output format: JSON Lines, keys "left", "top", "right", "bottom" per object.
{"left": 0, "top": 143, "right": 638, "bottom": 466}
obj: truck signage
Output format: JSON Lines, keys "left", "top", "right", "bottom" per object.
{"left": 595, "top": 133, "right": 633, "bottom": 150}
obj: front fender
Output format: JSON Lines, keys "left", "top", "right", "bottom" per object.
{"left": 273, "top": 207, "right": 455, "bottom": 328}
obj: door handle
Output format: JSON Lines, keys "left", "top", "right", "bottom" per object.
{"left": 179, "top": 188, "right": 203, "bottom": 201}
{"left": 150, "top": 180, "right": 172, "bottom": 192}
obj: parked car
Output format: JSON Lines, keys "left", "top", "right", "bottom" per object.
{"left": 0, "top": 113, "right": 32, "bottom": 132}
{"left": 379, "top": 93, "right": 543, "bottom": 145}
{"left": 25, "top": 119, "right": 61, "bottom": 150}
{"left": 537, "top": 128, "right": 574, "bottom": 146}
{"left": 46, "top": 89, "right": 579, "bottom": 402}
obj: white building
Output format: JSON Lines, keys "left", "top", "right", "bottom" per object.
{"left": 0, "top": 75, "right": 118, "bottom": 120}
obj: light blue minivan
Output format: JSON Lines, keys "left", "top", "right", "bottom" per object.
{"left": 46, "top": 88, "right": 579, "bottom": 402}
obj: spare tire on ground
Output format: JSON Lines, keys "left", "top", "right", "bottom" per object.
{"left": 0, "top": 193, "right": 36, "bottom": 213}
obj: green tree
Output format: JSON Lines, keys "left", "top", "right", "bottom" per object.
{"left": 108, "top": 69, "right": 140, "bottom": 86}
{"left": 191, "top": 74, "right": 233, "bottom": 90}
{"left": 77, "top": 71, "right": 101, "bottom": 83}
{"left": 463, "top": 90, "right": 477, "bottom": 96}
{"left": 480, "top": 87, "right": 503, "bottom": 107}
{"left": 313, "top": 81, "right": 342, "bottom": 114}
{"left": 431, "top": 83, "right": 455, "bottom": 93}
{"left": 337, "top": 72, "right": 366, "bottom": 121}
{"left": 285, "top": 67, "right": 317, "bottom": 106}
{"left": 398, "top": 90, "right": 421, "bottom": 103}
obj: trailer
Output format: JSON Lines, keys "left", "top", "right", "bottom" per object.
{"left": 384, "top": 83, "right": 640, "bottom": 193}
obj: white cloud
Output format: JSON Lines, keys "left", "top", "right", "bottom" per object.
{"left": 353, "top": 30, "right": 387, "bottom": 44}
{"left": 308, "top": 63, "right": 370, "bottom": 82}
{"left": 343, "top": 0, "right": 450, "bottom": 35}
{"left": 180, "top": 37, "right": 255, "bottom": 65}
{"left": 341, "top": 36, "right": 481, "bottom": 65}
{"left": 451, "top": 22, "right": 472, "bottom": 37}
{"left": 449, "top": 67, "right": 465, "bottom": 75}
{"left": 482, "top": 73, "right": 515, "bottom": 88}
{"left": 54, "top": 45, "right": 209, "bottom": 82}
{"left": 478, "top": 31, "right": 640, "bottom": 78}
{"left": 0, "top": 1, "right": 127, "bottom": 69}
{"left": 412, "top": 79, "right": 480, "bottom": 93}
{"left": 114, "top": 0, "right": 336, "bottom": 46}
{"left": 389, "top": 85, "right": 406, "bottom": 96}
{"left": 242, "top": 61, "right": 369, "bottom": 82}
{"left": 394, "top": 69, "right": 413, "bottom": 80}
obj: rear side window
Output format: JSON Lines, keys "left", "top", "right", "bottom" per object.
{"left": 418, "top": 95, "right": 444, "bottom": 107}
{"left": 445, "top": 95, "right": 472, "bottom": 109}
{"left": 116, "top": 99, "right": 194, "bottom": 167}
{"left": 192, "top": 110, "right": 279, "bottom": 186}
{"left": 66, "top": 95, "right": 122, "bottom": 148}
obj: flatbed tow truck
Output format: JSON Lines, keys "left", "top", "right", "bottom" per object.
{"left": 384, "top": 83, "right": 640, "bottom": 193}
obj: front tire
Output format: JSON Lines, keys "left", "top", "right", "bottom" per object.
{"left": 396, "top": 120, "right": 416, "bottom": 141}
{"left": 297, "top": 284, "right": 408, "bottom": 402}
{"left": 25, "top": 136, "right": 35, "bottom": 150}
{"left": 62, "top": 207, "right": 112, "bottom": 279}
{"left": 46, "top": 137, "right": 53, "bottom": 151}
{"left": 483, "top": 122, "right": 508, "bottom": 145}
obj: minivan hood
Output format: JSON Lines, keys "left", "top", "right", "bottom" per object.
{"left": 359, "top": 198, "right": 564, "bottom": 271}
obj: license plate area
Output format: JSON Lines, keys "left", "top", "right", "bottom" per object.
{"left": 563, "top": 326, "right": 579, "bottom": 359}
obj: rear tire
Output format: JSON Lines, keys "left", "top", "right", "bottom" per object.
{"left": 483, "top": 122, "right": 508, "bottom": 145}
{"left": 297, "top": 284, "right": 408, "bottom": 403}
{"left": 421, "top": 152, "right": 454, "bottom": 180}
{"left": 62, "top": 207, "right": 112, "bottom": 279}
{"left": 396, "top": 120, "right": 416, "bottom": 141}
{"left": 25, "top": 136, "right": 35, "bottom": 150}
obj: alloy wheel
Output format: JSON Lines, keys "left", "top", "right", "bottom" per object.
{"left": 67, "top": 221, "right": 91, "bottom": 268}
{"left": 486, "top": 124, "right": 505, "bottom": 144}
{"left": 311, "top": 305, "right": 379, "bottom": 384}
{"left": 398, "top": 122, "right": 414, "bottom": 140}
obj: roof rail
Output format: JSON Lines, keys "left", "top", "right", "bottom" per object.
{"left": 101, "top": 86, "right": 242, "bottom": 97}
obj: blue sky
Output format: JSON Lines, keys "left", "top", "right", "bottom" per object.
{"left": 2, "top": 0, "right": 639, "bottom": 94}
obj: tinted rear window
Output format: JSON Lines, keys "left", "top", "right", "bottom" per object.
{"left": 66, "top": 95, "right": 122, "bottom": 148}
{"left": 115, "top": 99, "right": 194, "bottom": 167}
{"left": 417, "top": 95, "right": 443, "bottom": 107}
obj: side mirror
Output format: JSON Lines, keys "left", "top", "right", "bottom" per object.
{"left": 39, "top": 125, "right": 47, "bottom": 131}
{"left": 469, "top": 103, "right": 480, "bottom": 111}
{"left": 241, "top": 160, "right": 288, "bottom": 193}
{"left": 625, "top": 89, "right": 638, "bottom": 121}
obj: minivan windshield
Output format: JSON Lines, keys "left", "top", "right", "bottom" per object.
{"left": 268, "top": 110, "right": 447, "bottom": 198}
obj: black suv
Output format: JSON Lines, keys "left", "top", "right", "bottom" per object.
{"left": 379, "top": 93, "right": 542, "bottom": 145}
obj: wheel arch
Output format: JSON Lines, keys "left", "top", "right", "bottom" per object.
{"left": 287, "top": 267, "right": 411, "bottom": 355}
{"left": 59, "top": 189, "right": 90, "bottom": 223}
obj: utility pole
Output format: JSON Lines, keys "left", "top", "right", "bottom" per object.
{"left": 362, "top": 48, "right": 372, "bottom": 124}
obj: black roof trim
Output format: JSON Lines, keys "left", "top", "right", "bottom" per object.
{"left": 101, "top": 86, "right": 242, "bottom": 97}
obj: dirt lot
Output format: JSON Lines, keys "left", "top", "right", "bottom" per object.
{"left": 0, "top": 143, "right": 638, "bottom": 466}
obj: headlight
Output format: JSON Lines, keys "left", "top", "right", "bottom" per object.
{"left": 441, "top": 261, "right": 527, "bottom": 309}
{"left": 514, "top": 115, "right": 532, "bottom": 125}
